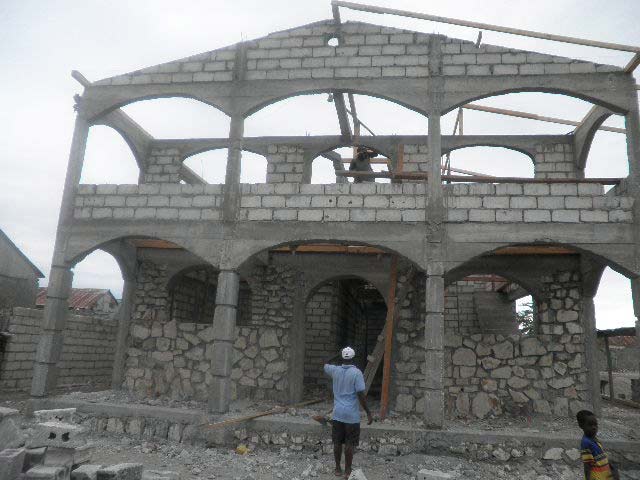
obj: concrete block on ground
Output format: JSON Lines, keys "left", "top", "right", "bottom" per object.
{"left": 29, "top": 422, "right": 86, "bottom": 449}
{"left": 24, "top": 447, "right": 47, "bottom": 472}
{"left": 97, "top": 464, "right": 143, "bottom": 480}
{"left": 71, "top": 465, "right": 103, "bottom": 480}
{"left": 24, "top": 465, "right": 68, "bottom": 479}
{"left": 0, "top": 447, "right": 26, "bottom": 480}
{"left": 417, "top": 470, "right": 455, "bottom": 480}
{"left": 141, "top": 471, "right": 180, "bottom": 480}
{"left": 34, "top": 410, "right": 76, "bottom": 424}
{"left": 0, "top": 417, "right": 25, "bottom": 450}
{"left": 45, "top": 445, "right": 94, "bottom": 468}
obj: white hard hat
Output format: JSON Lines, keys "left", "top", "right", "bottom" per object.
{"left": 341, "top": 347, "right": 356, "bottom": 360}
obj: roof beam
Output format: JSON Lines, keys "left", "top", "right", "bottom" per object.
{"left": 574, "top": 53, "right": 640, "bottom": 169}
{"left": 463, "top": 103, "right": 626, "bottom": 134}
{"left": 180, "top": 164, "right": 208, "bottom": 185}
{"left": 333, "top": 92, "right": 353, "bottom": 140}
{"left": 332, "top": 1, "right": 640, "bottom": 53}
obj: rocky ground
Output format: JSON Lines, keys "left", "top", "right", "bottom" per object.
{"left": 2, "top": 390, "right": 639, "bottom": 480}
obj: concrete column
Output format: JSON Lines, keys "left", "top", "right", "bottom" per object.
{"left": 288, "top": 287, "right": 307, "bottom": 403}
{"left": 222, "top": 115, "right": 245, "bottom": 222}
{"left": 625, "top": 102, "right": 640, "bottom": 190}
{"left": 427, "top": 110, "right": 443, "bottom": 205}
{"left": 424, "top": 264, "right": 445, "bottom": 428}
{"left": 631, "top": 277, "right": 640, "bottom": 375}
{"left": 31, "top": 112, "right": 90, "bottom": 397}
{"left": 582, "top": 295, "right": 601, "bottom": 415}
{"left": 208, "top": 270, "right": 240, "bottom": 413}
{"left": 111, "top": 276, "right": 135, "bottom": 389}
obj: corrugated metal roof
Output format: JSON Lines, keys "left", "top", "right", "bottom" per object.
{"left": 36, "top": 288, "right": 118, "bottom": 309}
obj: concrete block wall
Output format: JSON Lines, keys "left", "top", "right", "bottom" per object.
{"left": 142, "top": 148, "right": 181, "bottom": 184}
{"left": 0, "top": 307, "right": 117, "bottom": 391}
{"left": 74, "top": 182, "right": 633, "bottom": 224}
{"left": 266, "top": 145, "right": 305, "bottom": 184}
{"left": 443, "top": 183, "right": 633, "bottom": 223}
{"left": 95, "top": 20, "right": 618, "bottom": 88}
{"left": 534, "top": 143, "right": 578, "bottom": 179}
{"left": 444, "top": 271, "right": 588, "bottom": 419}
{"left": 303, "top": 283, "right": 339, "bottom": 388}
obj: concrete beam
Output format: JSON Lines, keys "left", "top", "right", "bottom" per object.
{"left": 332, "top": 92, "right": 353, "bottom": 140}
{"left": 94, "top": 109, "right": 153, "bottom": 170}
{"left": 573, "top": 106, "right": 615, "bottom": 171}
{"left": 180, "top": 164, "right": 208, "bottom": 185}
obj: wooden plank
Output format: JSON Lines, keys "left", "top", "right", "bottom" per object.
{"left": 204, "top": 398, "right": 324, "bottom": 430}
{"left": 380, "top": 256, "right": 398, "bottom": 420}
{"left": 336, "top": 170, "right": 622, "bottom": 184}
{"left": 271, "top": 245, "right": 386, "bottom": 255}
{"left": 332, "top": 1, "right": 640, "bottom": 53}
{"left": 493, "top": 246, "right": 577, "bottom": 255}
{"left": 396, "top": 144, "right": 405, "bottom": 173}
{"left": 605, "top": 336, "right": 615, "bottom": 400}
{"left": 464, "top": 104, "right": 626, "bottom": 134}
{"left": 333, "top": 92, "right": 352, "bottom": 139}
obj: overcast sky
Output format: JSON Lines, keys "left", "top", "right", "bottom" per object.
{"left": 1, "top": 0, "right": 638, "bottom": 329}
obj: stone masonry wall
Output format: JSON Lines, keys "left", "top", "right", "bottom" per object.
{"left": 74, "top": 182, "right": 633, "bottom": 224}
{"left": 445, "top": 271, "right": 589, "bottom": 419}
{"left": 0, "top": 307, "right": 117, "bottom": 391}
{"left": 266, "top": 145, "right": 305, "bottom": 184}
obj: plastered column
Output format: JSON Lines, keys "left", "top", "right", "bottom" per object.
{"left": 424, "top": 265, "right": 445, "bottom": 428}
{"left": 222, "top": 115, "right": 245, "bottom": 222}
{"left": 32, "top": 112, "right": 90, "bottom": 397}
{"left": 582, "top": 295, "right": 601, "bottom": 415}
{"left": 111, "top": 276, "right": 135, "bottom": 389}
{"left": 632, "top": 278, "right": 640, "bottom": 375}
{"left": 208, "top": 270, "right": 240, "bottom": 413}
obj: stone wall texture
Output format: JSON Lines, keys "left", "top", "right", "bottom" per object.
{"left": 0, "top": 307, "right": 117, "bottom": 391}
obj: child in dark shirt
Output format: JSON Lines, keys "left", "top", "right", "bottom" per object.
{"left": 577, "top": 410, "right": 619, "bottom": 480}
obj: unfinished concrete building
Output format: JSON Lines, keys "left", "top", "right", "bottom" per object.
{"left": 30, "top": 13, "right": 640, "bottom": 429}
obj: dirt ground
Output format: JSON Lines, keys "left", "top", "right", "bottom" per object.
{"left": 3, "top": 390, "right": 640, "bottom": 480}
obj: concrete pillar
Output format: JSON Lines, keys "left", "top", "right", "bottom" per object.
{"left": 427, "top": 110, "right": 443, "bottom": 205}
{"left": 222, "top": 115, "right": 245, "bottom": 222}
{"left": 631, "top": 277, "right": 640, "bottom": 375}
{"left": 111, "top": 276, "right": 135, "bottom": 389}
{"left": 582, "top": 295, "right": 601, "bottom": 415}
{"left": 31, "top": 112, "right": 90, "bottom": 397}
{"left": 625, "top": 103, "right": 640, "bottom": 190}
{"left": 423, "top": 264, "right": 445, "bottom": 428}
{"left": 288, "top": 289, "right": 307, "bottom": 403}
{"left": 208, "top": 270, "right": 240, "bottom": 413}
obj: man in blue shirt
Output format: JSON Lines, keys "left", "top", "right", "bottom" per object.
{"left": 323, "top": 346, "right": 373, "bottom": 478}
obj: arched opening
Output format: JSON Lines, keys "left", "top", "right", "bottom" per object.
{"left": 303, "top": 276, "right": 387, "bottom": 400}
{"left": 122, "top": 98, "right": 230, "bottom": 138}
{"left": 311, "top": 155, "right": 337, "bottom": 184}
{"left": 245, "top": 92, "right": 426, "bottom": 137}
{"left": 443, "top": 146, "right": 534, "bottom": 178}
{"left": 183, "top": 149, "right": 268, "bottom": 184}
{"left": 81, "top": 126, "right": 140, "bottom": 184}
{"left": 584, "top": 127, "right": 628, "bottom": 184}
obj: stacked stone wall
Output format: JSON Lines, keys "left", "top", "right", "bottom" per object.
{"left": 266, "top": 145, "right": 305, "bottom": 183}
{"left": 0, "top": 307, "right": 116, "bottom": 391}
{"left": 445, "top": 271, "right": 589, "bottom": 419}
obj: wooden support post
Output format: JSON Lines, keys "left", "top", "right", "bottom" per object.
{"left": 604, "top": 336, "right": 614, "bottom": 400}
{"left": 380, "top": 256, "right": 398, "bottom": 420}
{"left": 396, "top": 144, "right": 404, "bottom": 173}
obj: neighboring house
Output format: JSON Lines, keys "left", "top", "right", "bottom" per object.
{"left": 36, "top": 288, "right": 119, "bottom": 318}
{"left": 0, "top": 228, "right": 44, "bottom": 330}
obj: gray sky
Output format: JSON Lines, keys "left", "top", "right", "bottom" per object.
{"left": 1, "top": 0, "right": 638, "bottom": 328}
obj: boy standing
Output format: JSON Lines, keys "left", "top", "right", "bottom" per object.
{"left": 324, "top": 347, "right": 373, "bottom": 479}
{"left": 577, "top": 410, "right": 619, "bottom": 480}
